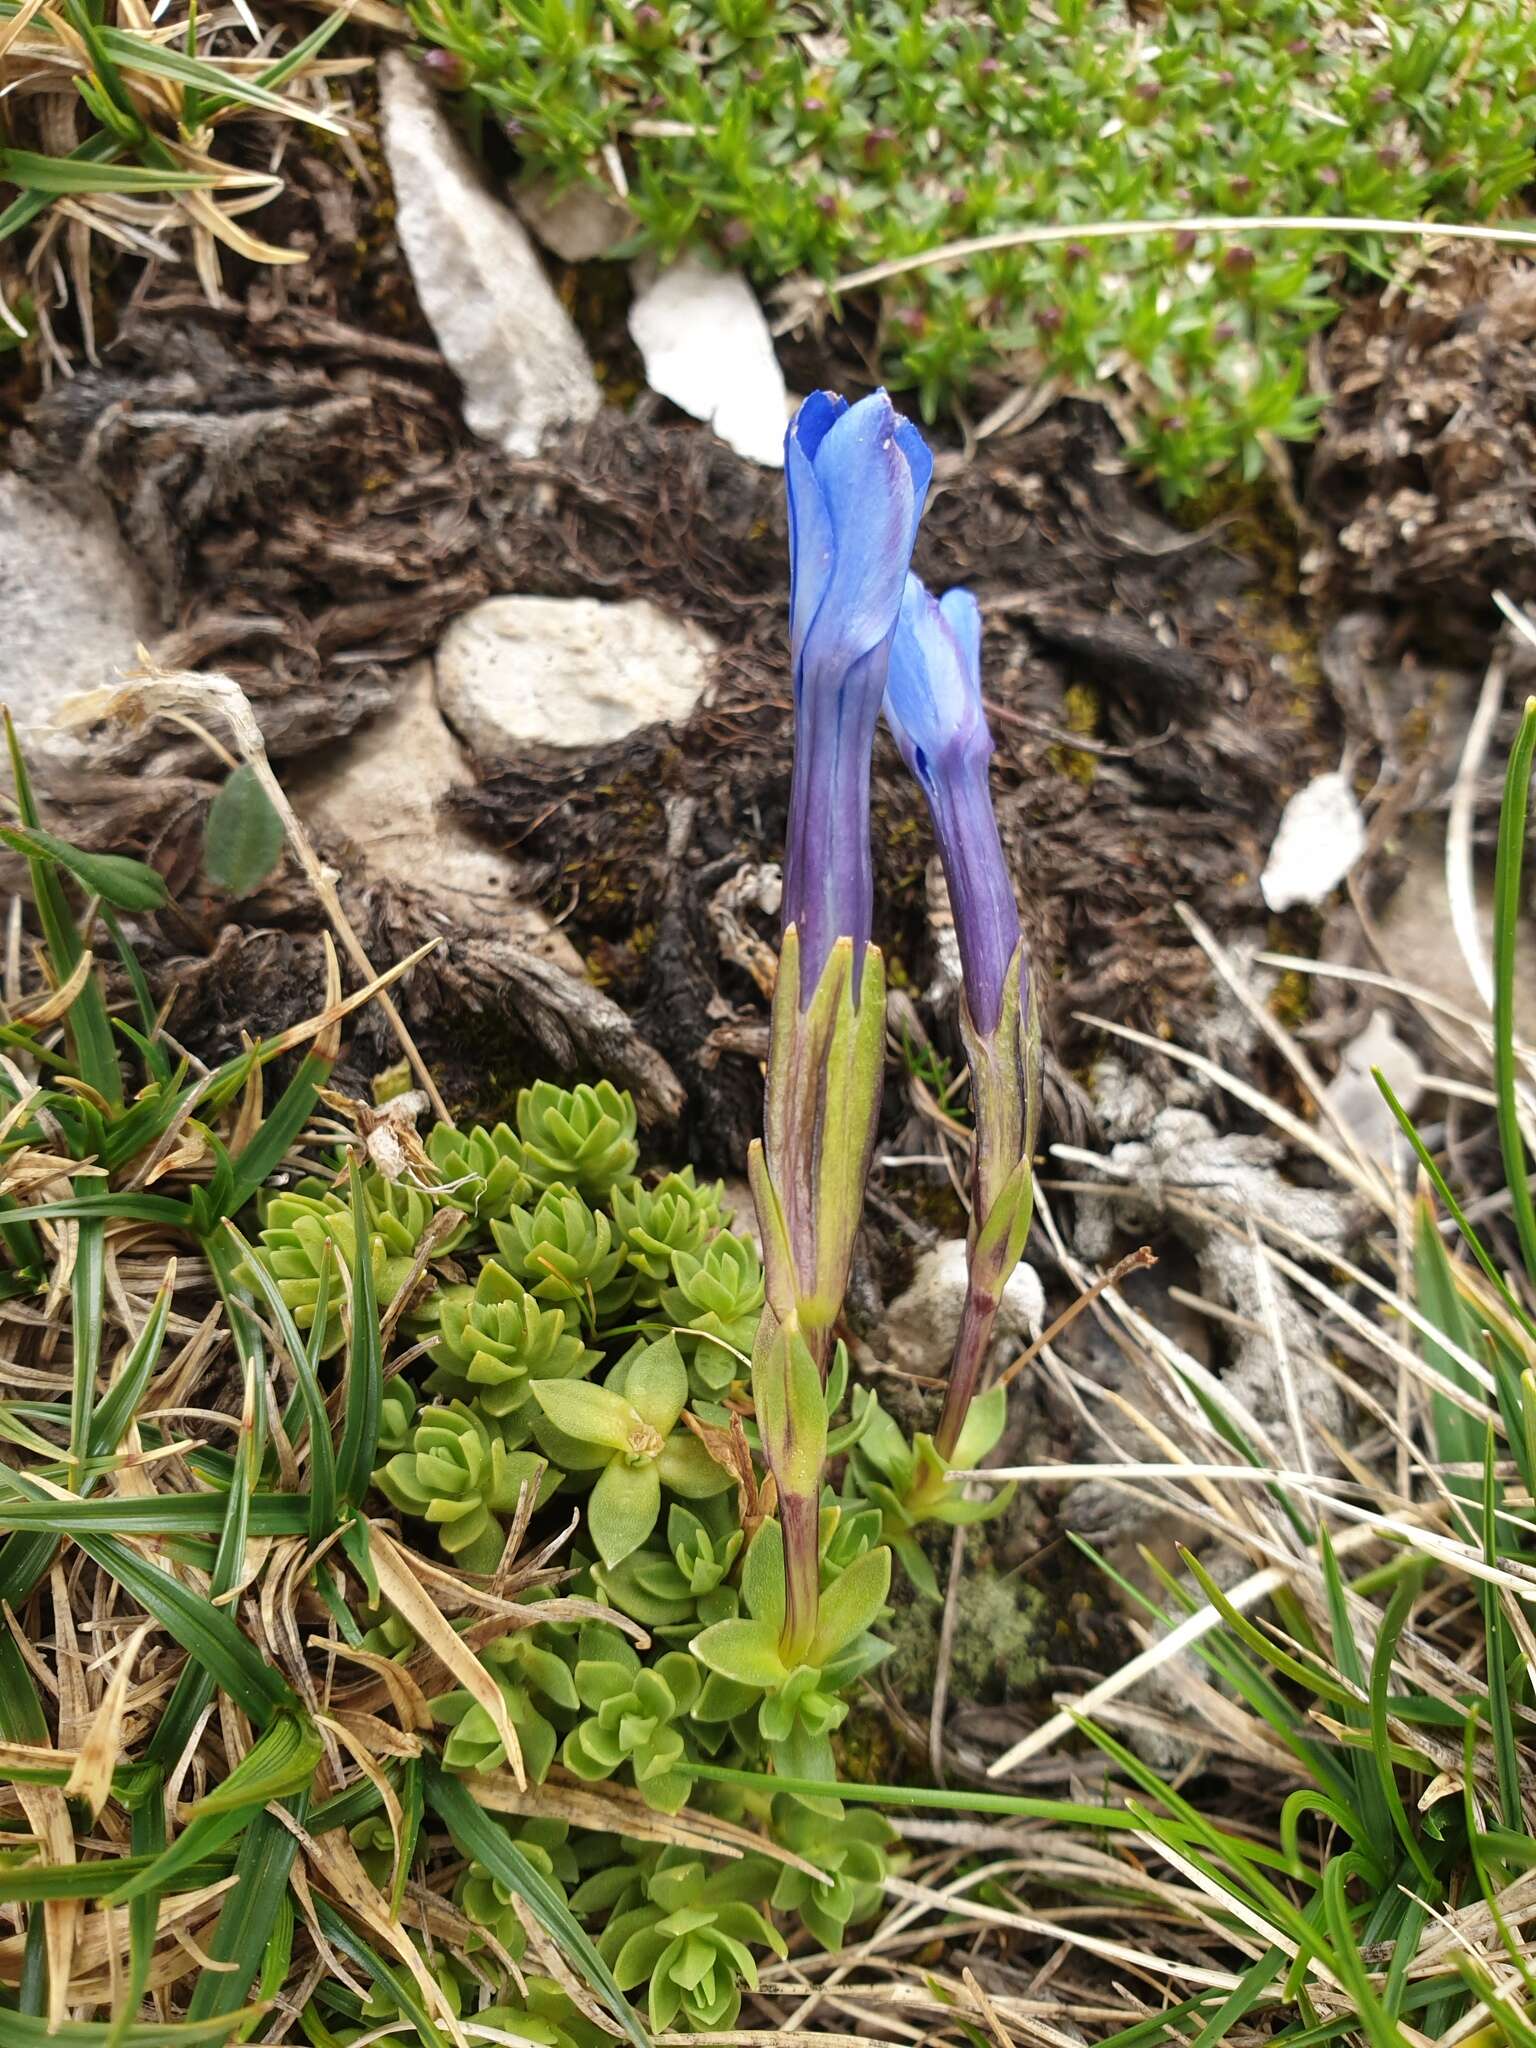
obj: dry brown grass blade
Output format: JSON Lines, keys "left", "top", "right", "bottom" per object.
{"left": 14, "top": 1776, "right": 77, "bottom": 2024}
{"left": 65, "top": 1619, "right": 152, "bottom": 1819}
{"left": 365, "top": 1522, "right": 528, "bottom": 1789}
{"left": 464, "top": 1768, "right": 826, "bottom": 1882}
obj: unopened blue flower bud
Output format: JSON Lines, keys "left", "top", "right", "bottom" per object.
{"left": 783, "top": 390, "right": 932, "bottom": 1001}
{"left": 883, "top": 575, "right": 1021, "bottom": 1038}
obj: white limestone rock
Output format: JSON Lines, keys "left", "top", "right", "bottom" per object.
{"left": 380, "top": 53, "right": 600, "bottom": 457}
{"left": 878, "top": 1238, "right": 1044, "bottom": 1376}
{"left": 434, "top": 594, "right": 716, "bottom": 760}
{"left": 0, "top": 475, "right": 153, "bottom": 767}
{"left": 628, "top": 252, "right": 788, "bottom": 468}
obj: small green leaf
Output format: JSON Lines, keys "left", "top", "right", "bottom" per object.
{"left": 810, "top": 1544, "right": 891, "bottom": 1665}
{"left": 203, "top": 765, "right": 285, "bottom": 897}
{"left": 588, "top": 1457, "right": 662, "bottom": 1569}
{"left": 740, "top": 1517, "right": 786, "bottom": 1632}
{"left": 0, "top": 149, "right": 226, "bottom": 195}
{"left": 690, "top": 1616, "right": 786, "bottom": 1691}
{"left": 0, "top": 826, "right": 167, "bottom": 912}
{"left": 621, "top": 1332, "right": 688, "bottom": 1433}
{"left": 530, "top": 1377, "right": 639, "bottom": 1452}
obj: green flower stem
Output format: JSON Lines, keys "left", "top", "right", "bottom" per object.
{"left": 751, "top": 929, "right": 885, "bottom": 1660}
{"left": 935, "top": 942, "right": 1039, "bottom": 1462}
{"left": 934, "top": 1265, "right": 1002, "bottom": 1465}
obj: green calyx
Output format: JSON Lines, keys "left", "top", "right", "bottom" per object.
{"left": 492, "top": 1185, "right": 635, "bottom": 1326}
{"left": 611, "top": 1166, "right": 724, "bottom": 1300}
{"left": 517, "top": 1079, "right": 639, "bottom": 1198}
{"left": 691, "top": 1520, "right": 892, "bottom": 1795}
{"left": 850, "top": 1384, "right": 1016, "bottom": 1600}
{"left": 530, "top": 1333, "right": 731, "bottom": 1569}
{"left": 428, "top": 1258, "right": 600, "bottom": 1425}
{"left": 758, "top": 928, "right": 886, "bottom": 1352}
{"left": 426, "top": 1118, "right": 531, "bottom": 1224}
{"left": 661, "top": 1230, "right": 765, "bottom": 1396}
{"left": 562, "top": 1622, "right": 701, "bottom": 1813}
{"left": 436, "top": 1623, "right": 579, "bottom": 1779}
{"left": 591, "top": 1847, "right": 785, "bottom": 2035}
{"left": 372, "top": 1399, "right": 560, "bottom": 1574}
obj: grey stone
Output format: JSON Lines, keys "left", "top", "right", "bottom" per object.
{"left": 434, "top": 594, "right": 716, "bottom": 759}
{"left": 285, "top": 660, "right": 582, "bottom": 971}
{"left": 0, "top": 476, "right": 153, "bottom": 763}
{"left": 380, "top": 53, "right": 600, "bottom": 457}
{"left": 878, "top": 1238, "right": 1044, "bottom": 1376}
{"left": 513, "top": 172, "right": 632, "bottom": 263}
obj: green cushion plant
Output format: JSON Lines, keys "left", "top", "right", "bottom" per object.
{"left": 516, "top": 1079, "right": 639, "bottom": 1197}
{"left": 591, "top": 1846, "right": 786, "bottom": 2034}
{"left": 492, "top": 1186, "right": 636, "bottom": 1327}
{"left": 610, "top": 1166, "right": 724, "bottom": 1302}
{"left": 426, "top": 1117, "right": 530, "bottom": 1223}
{"left": 427, "top": 1259, "right": 601, "bottom": 1425}
{"left": 561, "top": 1621, "right": 702, "bottom": 1814}
{"left": 590, "top": 1496, "right": 743, "bottom": 1639}
{"left": 372, "top": 1399, "right": 559, "bottom": 1573}
{"left": 435, "top": 1623, "right": 580, "bottom": 1779}
{"left": 660, "top": 1230, "right": 766, "bottom": 1397}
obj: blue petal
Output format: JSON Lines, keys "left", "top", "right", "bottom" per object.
{"left": 939, "top": 587, "right": 983, "bottom": 678}
{"left": 802, "top": 392, "right": 916, "bottom": 670}
{"left": 789, "top": 390, "right": 847, "bottom": 465}
{"left": 892, "top": 413, "right": 934, "bottom": 555}
{"left": 785, "top": 429, "right": 834, "bottom": 670}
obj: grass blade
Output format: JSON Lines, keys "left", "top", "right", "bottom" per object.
{"left": 334, "top": 1162, "right": 381, "bottom": 1509}
{"left": 425, "top": 1760, "right": 650, "bottom": 2048}
{"left": 67, "top": 1216, "right": 104, "bottom": 1481}
{"left": 184, "top": 1801, "right": 306, "bottom": 2024}
{"left": 1493, "top": 697, "right": 1536, "bottom": 1285}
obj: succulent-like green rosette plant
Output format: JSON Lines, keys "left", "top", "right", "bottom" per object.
{"left": 768, "top": 1796, "right": 895, "bottom": 1949}
{"left": 457, "top": 1817, "right": 578, "bottom": 1958}
{"left": 661, "top": 1230, "right": 765, "bottom": 1396}
{"left": 850, "top": 1383, "right": 1016, "bottom": 1600}
{"left": 692, "top": 1518, "right": 892, "bottom": 1798}
{"left": 246, "top": 1177, "right": 439, "bottom": 1357}
{"left": 517, "top": 1079, "right": 639, "bottom": 1198}
{"left": 427, "top": 1260, "right": 600, "bottom": 1426}
{"left": 589, "top": 1497, "right": 743, "bottom": 1639}
{"left": 377, "top": 1373, "right": 418, "bottom": 1456}
{"left": 530, "top": 1334, "right": 731, "bottom": 1570}
{"left": 611, "top": 1168, "right": 724, "bottom": 1303}
{"left": 435, "top": 1623, "right": 580, "bottom": 1779}
{"left": 426, "top": 1118, "right": 530, "bottom": 1225}
{"left": 492, "top": 1186, "right": 635, "bottom": 1327}
{"left": 591, "top": 1847, "right": 785, "bottom": 2034}
{"left": 373, "top": 1399, "right": 560, "bottom": 1574}
{"left": 774, "top": 1802, "right": 897, "bottom": 1941}
{"left": 561, "top": 1621, "right": 701, "bottom": 1813}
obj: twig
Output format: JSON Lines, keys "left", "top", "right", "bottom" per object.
{"left": 994, "top": 1247, "right": 1156, "bottom": 1394}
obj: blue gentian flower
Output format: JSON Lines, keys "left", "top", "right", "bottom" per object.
{"left": 884, "top": 574, "right": 1021, "bottom": 1037}
{"left": 783, "top": 389, "right": 932, "bottom": 1000}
